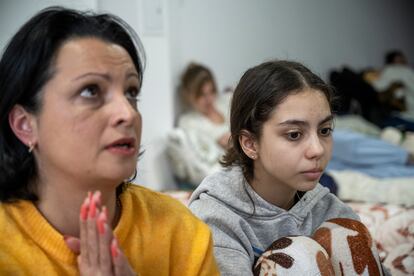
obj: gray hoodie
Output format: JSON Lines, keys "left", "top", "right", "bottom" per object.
{"left": 189, "top": 166, "right": 360, "bottom": 276}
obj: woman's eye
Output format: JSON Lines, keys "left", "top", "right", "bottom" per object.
{"left": 287, "top": 132, "right": 301, "bottom": 141}
{"left": 80, "top": 85, "right": 99, "bottom": 98}
{"left": 126, "top": 87, "right": 139, "bottom": 100}
{"left": 320, "top": 127, "right": 333, "bottom": 136}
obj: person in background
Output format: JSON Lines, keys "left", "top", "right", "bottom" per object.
{"left": 372, "top": 50, "right": 414, "bottom": 129}
{"left": 178, "top": 63, "right": 231, "bottom": 150}
{"left": 0, "top": 7, "right": 218, "bottom": 275}
{"left": 189, "top": 60, "right": 388, "bottom": 275}
{"left": 385, "top": 50, "right": 408, "bottom": 66}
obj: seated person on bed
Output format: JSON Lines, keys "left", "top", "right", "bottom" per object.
{"left": 371, "top": 50, "right": 414, "bottom": 129}
{"left": 189, "top": 60, "right": 389, "bottom": 275}
{"left": 178, "top": 62, "right": 231, "bottom": 150}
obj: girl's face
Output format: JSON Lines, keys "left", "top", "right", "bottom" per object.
{"left": 190, "top": 81, "right": 216, "bottom": 115}
{"left": 31, "top": 38, "right": 142, "bottom": 186}
{"left": 253, "top": 89, "right": 333, "bottom": 193}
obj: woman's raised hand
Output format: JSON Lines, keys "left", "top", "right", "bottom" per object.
{"left": 66, "top": 191, "right": 136, "bottom": 276}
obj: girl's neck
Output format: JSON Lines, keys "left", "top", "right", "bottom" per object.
{"left": 249, "top": 176, "right": 297, "bottom": 210}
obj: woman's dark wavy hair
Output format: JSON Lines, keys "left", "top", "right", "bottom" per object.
{"left": 221, "top": 60, "right": 336, "bottom": 181}
{"left": 0, "top": 6, "right": 145, "bottom": 202}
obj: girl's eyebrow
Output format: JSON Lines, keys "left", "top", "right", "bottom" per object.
{"left": 278, "top": 115, "right": 334, "bottom": 127}
{"left": 319, "top": 114, "right": 334, "bottom": 125}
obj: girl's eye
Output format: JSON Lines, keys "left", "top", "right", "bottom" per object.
{"left": 80, "top": 85, "right": 99, "bottom": 98}
{"left": 320, "top": 127, "right": 333, "bottom": 137}
{"left": 287, "top": 132, "right": 302, "bottom": 141}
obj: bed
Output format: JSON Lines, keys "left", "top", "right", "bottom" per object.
{"left": 164, "top": 190, "right": 413, "bottom": 275}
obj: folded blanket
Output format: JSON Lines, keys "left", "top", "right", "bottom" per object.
{"left": 254, "top": 218, "right": 385, "bottom": 276}
{"left": 329, "top": 170, "right": 414, "bottom": 206}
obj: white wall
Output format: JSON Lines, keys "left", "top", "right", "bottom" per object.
{"left": 170, "top": 0, "right": 414, "bottom": 92}
{"left": 0, "top": 0, "right": 97, "bottom": 52}
{"left": 1, "top": 0, "right": 414, "bottom": 191}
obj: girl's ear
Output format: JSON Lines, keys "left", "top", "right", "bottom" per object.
{"left": 239, "top": 130, "right": 258, "bottom": 160}
{"left": 8, "top": 105, "right": 38, "bottom": 148}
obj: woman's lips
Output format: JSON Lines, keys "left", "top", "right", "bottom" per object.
{"left": 106, "top": 145, "right": 136, "bottom": 156}
{"left": 105, "top": 137, "right": 137, "bottom": 156}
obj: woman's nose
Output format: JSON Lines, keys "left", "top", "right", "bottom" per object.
{"left": 110, "top": 94, "right": 137, "bottom": 127}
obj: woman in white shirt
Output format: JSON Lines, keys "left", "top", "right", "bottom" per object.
{"left": 178, "top": 63, "right": 231, "bottom": 149}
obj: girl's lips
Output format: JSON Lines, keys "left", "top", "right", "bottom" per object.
{"left": 301, "top": 170, "right": 323, "bottom": 181}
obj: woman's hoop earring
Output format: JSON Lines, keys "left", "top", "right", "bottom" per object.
{"left": 28, "top": 142, "right": 35, "bottom": 153}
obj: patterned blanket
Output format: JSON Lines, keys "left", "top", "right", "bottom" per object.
{"left": 165, "top": 191, "right": 414, "bottom": 275}
{"left": 254, "top": 218, "right": 383, "bottom": 275}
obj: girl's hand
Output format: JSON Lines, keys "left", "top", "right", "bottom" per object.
{"left": 65, "top": 191, "right": 136, "bottom": 276}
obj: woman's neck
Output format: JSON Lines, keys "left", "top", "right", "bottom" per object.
{"left": 34, "top": 177, "right": 118, "bottom": 238}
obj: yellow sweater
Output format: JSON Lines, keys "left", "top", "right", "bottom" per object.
{"left": 0, "top": 185, "right": 219, "bottom": 275}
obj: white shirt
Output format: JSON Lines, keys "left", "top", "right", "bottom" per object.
{"left": 373, "top": 65, "right": 414, "bottom": 119}
{"left": 178, "top": 93, "right": 231, "bottom": 142}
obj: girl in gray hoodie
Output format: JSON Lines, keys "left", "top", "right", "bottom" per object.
{"left": 189, "top": 60, "right": 388, "bottom": 276}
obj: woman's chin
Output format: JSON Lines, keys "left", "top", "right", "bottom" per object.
{"left": 99, "top": 166, "right": 136, "bottom": 184}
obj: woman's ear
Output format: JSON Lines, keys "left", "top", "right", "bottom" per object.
{"left": 239, "top": 130, "right": 258, "bottom": 160}
{"left": 8, "top": 105, "right": 38, "bottom": 148}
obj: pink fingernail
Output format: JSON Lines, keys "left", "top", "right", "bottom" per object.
{"left": 111, "top": 238, "right": 118, "bottom": 258}
{"left": 97, "top": 217, "right": 105, "bottom": 235}
{"left": 102, "top": 206, "right": 108, "bottom": 220}
{"left": 80, "top": 201, "right": 88, "bottom": 221}
{"left": 93, "top": 191, "right": 101, "bottom": 206}
{"left": 89, "top": 197, "right": 96, "bottom": 218}
{"left": 97, "top": 211, "right": 107, "bottom": 235}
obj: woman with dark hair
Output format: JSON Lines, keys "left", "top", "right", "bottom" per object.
{"left": 0, "top": 7, "right": 218, "bottom": 275}
{"left": 188, "top": 60, "right": 387, "bottom": 275}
